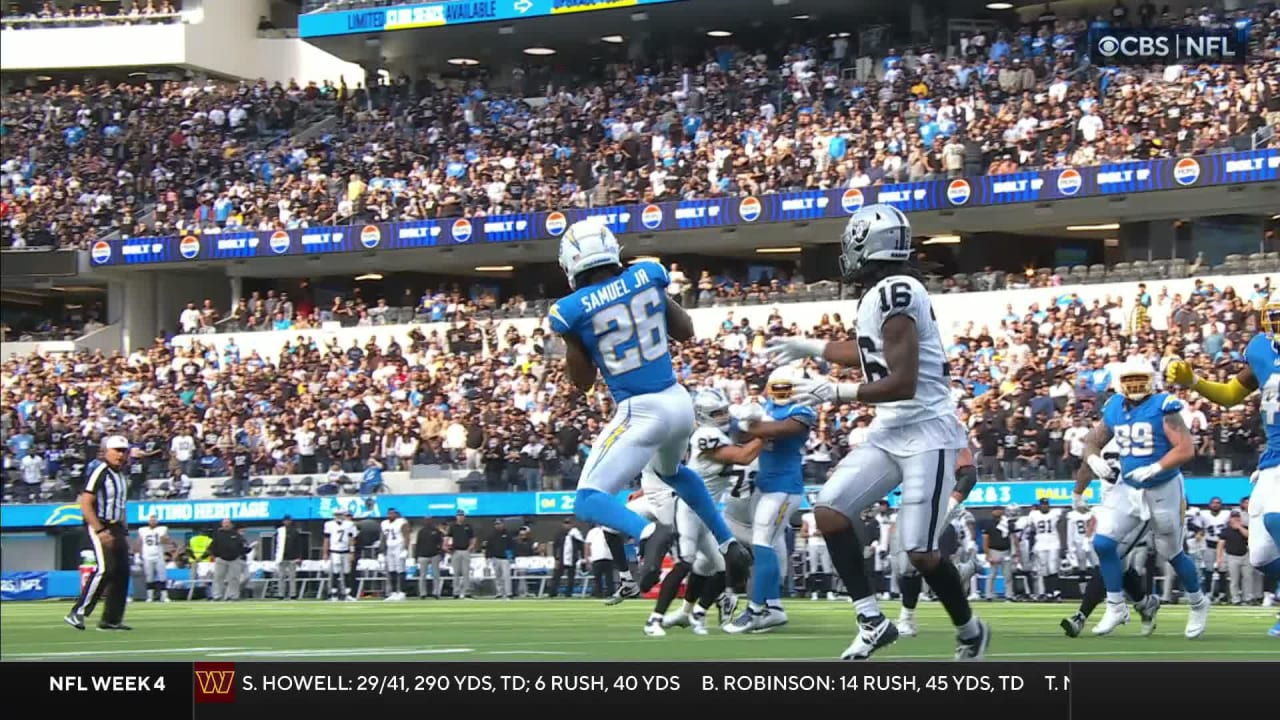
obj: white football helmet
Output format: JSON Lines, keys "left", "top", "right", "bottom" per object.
{"left": 766, "top": 365, "right": 803, "bottom": 405}
{"left": 1113, "top": 362, "right": 1155, "bottom": 402}
{"left": 559, "top": 218, "right": 622, "bottom": 289}
{"left": 838, "top": 203, "right": 913, "bottom": 282}
{"left": 693, "top": 388, "right": 731, "bottom": 429}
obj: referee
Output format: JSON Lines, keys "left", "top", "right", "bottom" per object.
{"left": 65, "top": 436, "right": 132, "bottom": 631}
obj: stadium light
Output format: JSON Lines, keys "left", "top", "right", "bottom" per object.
{"left": 756, "top": 247, "right": 802, "bottom": 254}
{"left": 475, "top": 265, "right": 515, "bottom": 272}
{"left": 792, "top": 15, "right": 811, "bottom": 21}
{"left": 448, "top": 58, "right": 480, "bottom": 66}
{"left": 923, "top": 235, "right": 961, "bottom": 245}
{"left": 1066, "top": 223, "right": 1120, "bottom": 231}
{"left": 986, "top": 2, "right": 1014, "bottom": 9}
{"left": 523, "top": 47, "right": 556, "bottom": 56}
{"left": 354, "top": 273, "right": 383, "bottom": 281}
{"left": 707, "top": 30, "right": 733, "bottom": 37}
{"left": 601, "top": 34, "right": 625, "bottom": 44}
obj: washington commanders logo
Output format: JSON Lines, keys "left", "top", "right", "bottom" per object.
{"left": 194, "top": 662, "right": 236, "bottom": 703}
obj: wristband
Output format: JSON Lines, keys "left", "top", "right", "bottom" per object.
{"left": 836, "top": 382, "right": 861, "bottom": 403}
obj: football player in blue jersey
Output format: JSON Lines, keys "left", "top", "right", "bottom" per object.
{"left": 1073, "top": 362, "right": 1208, "bottom": 638}
{"left": 548, "top": 219, "right": 749, "bottom": 596}
{"left": 724, "top": 366, "right": 815, "bottom": 634}
{"left": 1165, "top": 299, "right": 1280, "bottom": 638}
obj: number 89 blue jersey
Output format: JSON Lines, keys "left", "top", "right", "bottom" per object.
{"left": 548, "top": 261, "right": 676, "bottom": 402}
{"left": 1244, "top": 333, "right": 1280, "bottom": 470}
{"left": 1101, "top": 391, "right": 1184, "bottom": 488}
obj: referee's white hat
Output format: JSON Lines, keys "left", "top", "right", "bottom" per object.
{"left": 103, "top": 436, "right": 130, "bottom": 450}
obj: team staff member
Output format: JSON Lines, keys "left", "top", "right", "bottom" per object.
{"left": 447, "top": 511, "right": 475, "bottom": 598}
{"left": 65, "top": 436, "right": 132, "bottom": 631}
{"left": 415, "top": 518, "right": 444, "bottom": 599}
{"left": 486, "top": 519, "right": 515, "bottom": 599}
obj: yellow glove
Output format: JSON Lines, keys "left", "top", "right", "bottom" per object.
{"left": 1165, "top": 359, "right": 1197, "bottom": 387}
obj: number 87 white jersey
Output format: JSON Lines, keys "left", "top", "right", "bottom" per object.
{"left": 856, "top": 274, "right": 954, "bottom": 428}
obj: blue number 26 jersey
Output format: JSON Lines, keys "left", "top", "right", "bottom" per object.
{"left": 1101, "top": 391, "right": 1184, "bottom": 488}
{"left": 548, "top": 261, "right": 676, "bottom": 403}
{"left": 1245, "top": 333, "right": 1280, "bottom": 471}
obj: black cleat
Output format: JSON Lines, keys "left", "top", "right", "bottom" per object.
{"left": 604, "top": 581, "right": 641, "bottom": 606}
{"left": 955, "top": 620, "right": 991, "bottom": 660}
{"left": 1061, "top": 613, "right": 1085, "bottom": 638}
{"left": 97, "top": 623, "right": 133, "bottom": 631}
{"left": 638, "top": 525, "right": 675, "bottom": 592}
{"left": 64, "top": 613, "right": 85, "bottom": 631}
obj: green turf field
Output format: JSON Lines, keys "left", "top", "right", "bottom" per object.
{"left": 2, "top": 599, "right": 1276, "bottom": 662}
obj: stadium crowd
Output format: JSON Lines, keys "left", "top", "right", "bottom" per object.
{"left": 3, "top": 269, "right": 1271, "bottom": 503}
{"left": 3, "top": 3, "right": 1277, "bottom": 248}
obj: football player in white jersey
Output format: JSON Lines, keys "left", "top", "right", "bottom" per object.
{"left": 803, "top": 508, "right": 834, "bottom": 600}
{"left": 380, "top": 508, "right": 410, "bottom": 601}
{"left": 1027, "top": 499, "right": 1064, "bottom": 600}
{"left": 652, "top": 389, "right": 764, "bottom": 636}
{"left": 1066, "top": 505, "right": 1097, "bottom": 576}
{"left": 603, "top": 467, "right": 674, "bottom": 606}
{"left": 323, "top": 509, "right": 359, "bottom": 601}
{"left": 1062, "top": 442, "right": 1161, "bottom": 637}
{"left": 134, "top": 513, "right": 174, "bottom": 602}
{"left": 764, "top": 204, "right": 987, "bottom": 660}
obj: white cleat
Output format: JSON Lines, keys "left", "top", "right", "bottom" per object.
{"left": 840, "top": 614, "right": 899, "bottom": 660}
{"left": 1185, "top": 597, "right": 1209, "bottom": 639}
{"left": 663, "top": 608, "right": 691, "bottom": 628}
{"left": 644, "top": 617, "right": 667, "bottom": 637}
{"left": 691, "top": 615, "right": 709, "bottom": 636}
{"left": 752, "top": 607, "right": 788, "bottom": 633}
{"left": 724, "top": 606, "right": 758, "bottom": 634}
{"left": 897, "top": 612, "right": 918, "bottom": 638}
{"left": 827, "top": 592, "right": 838, "bottom": 601}
{"left": 954, "top": 620, "right": 991, "bottom": 661}
{"left": 1136, "top": 596, "right": 1160, "bottom": 637}
{"left": 344, "top": 595, "right": 358, "bottom": 602}
{"left": 1092, "top": 601, "right": 1130, "bottom": 635}
{"left": 161, "top": 594, "right": 171, "bottom": 603}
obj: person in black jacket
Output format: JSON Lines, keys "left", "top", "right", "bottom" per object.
{"left": 415, "top": 518, "right": 444, "bottom": 599}
{"left": 210, "top": 518, "right": 247, "bottom": 600}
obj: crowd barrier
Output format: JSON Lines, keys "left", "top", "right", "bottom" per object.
{"left": 1, "top": 476, "right": 1255, "bottom": 529}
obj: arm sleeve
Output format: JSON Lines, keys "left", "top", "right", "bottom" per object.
{"left": 1190, "top": 377, "right": 1251, "bottom": 407}
{"left": 548, "top": 300, "right": 572, "bottom": 335}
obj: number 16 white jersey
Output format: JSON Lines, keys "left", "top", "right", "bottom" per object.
{"left": 857, "top": 275, "right": 966, "bottom": 452}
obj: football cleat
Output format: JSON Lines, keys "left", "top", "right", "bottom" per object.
{"left": 840, "top": 614, "right": 898, "bottom": 660}
{"left": 1136, "top": 596, "right": 1160, "bottom": 637}
{"left": 1060, "top": 612, "right": 1085, "bottom": 638}
{"left": 662, "top": 608, "right": 691, "bottom": 629}
{"left": 691, "top": 615, "right": 709, "bottom": 636}
{"left": 1185, "top": 596, "right": 1209, "bottom": 639}
{"left": 724, "top": 606, "right": 757, "bottom": 634}
{"left": 717, "top": 591, "right": 738, "bottom": 626}
{"left": 752, "top": 607, "right": 788, "bottom": 633}
{"left": 1268, "top": 616, "right": 1280, "bottom": 638}
{"left": 604, "top": 581, "right": 640, "bottom": 606}
{"left": 954, "top": 620, "right": 991, "bottom": 661}
{"left": 897, "top": 610, "right": 918, "bottom": 638}
{"left": 1092, "top": 601, "right": 1130, "bottom": 635}
{"left": 644, "top": 617, "right": 666, "bottom": 637}
{"left": 63, "top": 612, "right": 85, "bottom": 631}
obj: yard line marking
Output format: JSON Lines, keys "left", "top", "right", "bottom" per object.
{"left": 205, "top": 648, "right": 474, "bottom": 658}
{"left": 486, "top": 650, "right": 572, "bottom": 655}
{"left": 5, "top": 646, "right": 247, "bottom": 659}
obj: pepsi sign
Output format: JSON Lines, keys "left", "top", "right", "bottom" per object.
{"left": 738, "top": 196, "right": 762, "bottom": 222}
{"left": 1057, "top": 168, "right": 1083, "bottom": 196}
{"left": 1173, "top": 158, "right": 1201, "bottom": 186}
{"left": 545, "top": 212, "right": 567, "bottom": 236}
{"left": 451, "top": 218, "right": 473, "bottom": 243}
{"left": 90, "top": 241, "right": 111, "bottom": 265}
{"left": 178, "top": 236, "right": 200, "bottom": 260}
{"left": 269, "top": 230, "right": 291, "bottom": 254}
{"left": 840, "top": 188, "right": 865, "bottom": 214}
{"left": 946, "top": 179, "right": 971, "bottom": 206}
{"left": 640, "top": 204, "right": 664, "bottom": 230}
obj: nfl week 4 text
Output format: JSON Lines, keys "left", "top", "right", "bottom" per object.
{"left": 239, "top": 672, "right": 682, "bottom": 694}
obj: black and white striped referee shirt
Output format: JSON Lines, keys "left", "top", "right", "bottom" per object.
{"left": 84, "top": 460, "right": 128, "bottom": 525}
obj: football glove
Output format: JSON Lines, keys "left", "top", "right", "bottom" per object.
{"left": 1086, "top": 453, "right": 1116, "bottom": 481}
{"left": 1165, "top": 359, "right": 1197, "bottom": 387}
{"left": 1126, "top": 462, "right": 1164, "bottom": 484}
{"left": 762, "top": 337, "right": 827, "bottom": 365}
